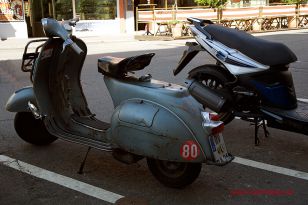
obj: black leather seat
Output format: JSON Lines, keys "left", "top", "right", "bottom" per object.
{"left": 98, "top": 53, "right": 155, "bottom": 77}
{"left": 204, "top": 24, "right": 297, "bottom": 66}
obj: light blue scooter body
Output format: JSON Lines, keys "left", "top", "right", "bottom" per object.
{"left": 5, "top": 36, "right": 228, "bottom": 164}
{"left": 6, "top": 86, "right": 35, "bottom": 113}
{"left": 105, "top": 76, "right": 214, "bottom": 162}
{"left": 5, "top": 78, "right": 215, "bottom": 163}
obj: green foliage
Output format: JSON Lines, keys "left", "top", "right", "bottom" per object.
{"left": 168, "top": 20, "right": 181, "bottom": 25}
{"left": 281, "top": 0, "right": 308, "bottom": 4}
{"left": 55, "top": 0, "right": 73, "bottom": 20}
{"left": 79, "top": 0, "right": 116, "bottom": 20}
{"left": 80, "top": 0, "right": 98, "bottom": 14}
{"left": 194, "top": 0, "right": 228, "bottom": 8}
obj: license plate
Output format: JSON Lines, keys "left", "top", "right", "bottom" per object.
{"left": 209, "top": 134, "right": 230, "bottom": 163}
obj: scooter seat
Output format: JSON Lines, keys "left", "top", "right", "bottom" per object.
{"left": 98, "top": 53, "right": 155, "bottom": 77}
{"left": 204, "top": 24, "right": 297, "bottom": 67}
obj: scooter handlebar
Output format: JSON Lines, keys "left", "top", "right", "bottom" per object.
{"left": 63, "top": 38, "right": 84, "bottom": 55}
{"left": 70, "top": 42, "right": 83, "bottom": 55}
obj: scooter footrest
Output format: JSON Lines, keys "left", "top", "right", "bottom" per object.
{"left": 262, "top": 100, "right": 308, "bottom": 136}
{"left": 46, "top": 118, "right": 112, "bottom": 150}
{"left": 263, "top": 101, "right": 308, "bottom": 123}
{"left": 71, "top": 114, "right": 110, "bottom": 131}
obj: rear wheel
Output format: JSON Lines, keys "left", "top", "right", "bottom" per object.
{"left": 14, "top": 112, "right": 57, "bottom": 145}
{"left": 189, "top": 65, "right": 234, "bottom": 124}
{"left": 147, "top": 158, "right": 202, "bottom": 188}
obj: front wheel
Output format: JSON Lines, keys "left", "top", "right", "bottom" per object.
{"left": 147, "top": 158, "right": 202, "bottom": 188}
{"left": 14, "top": 112, "right": 58, "bottom": 145}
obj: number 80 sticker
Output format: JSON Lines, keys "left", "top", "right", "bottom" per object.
{"left": 180, "top": 140, "right": 201, "bottom": 160}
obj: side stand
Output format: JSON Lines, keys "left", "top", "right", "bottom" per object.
{"left": 78, "top": 146, "right": 92, "bottom": 174}
{"left": 252, "top": 118, "right": 270, "bottom": 146}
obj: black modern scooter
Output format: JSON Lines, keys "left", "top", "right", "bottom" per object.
{"left": 174, "top": 17, "right": 308, "bottom": 145}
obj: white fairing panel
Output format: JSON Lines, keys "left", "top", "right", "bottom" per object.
{"left": 190, "top": 26, "right": 269, "bottom": 75}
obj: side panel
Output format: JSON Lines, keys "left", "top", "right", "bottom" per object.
{"left": 239, "top": 69, "right": 297, "bottom": 109}
{"left": 105, "top": 76, "right": 215, "bottom": 161}
{"left": 110, "top": 99, "right": 206, "bottom": 163}
{"left": 5, "top": 86, "right": 36, "bottom": 112}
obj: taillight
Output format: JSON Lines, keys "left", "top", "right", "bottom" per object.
{"left": 209, "top": 113, "right": 220, "bottom": 121}
{"left": 211, "top": 123, "right": 224, "bottom": 135}
{"left": 202, "top": 112, "right": 224, "bottom": 135}
{"left": 209, "top": 113, "right": 224, "bottom": 135}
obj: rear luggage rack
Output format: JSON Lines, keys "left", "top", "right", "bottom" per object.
{"left": 21, "top": 39, "right": 48, "bottom": 73}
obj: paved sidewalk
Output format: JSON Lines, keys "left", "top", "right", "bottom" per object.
{"left": 1, "top": 28, "right": 308, "bottom": 61}
{"left": 0, "top": 33, "right": 140, "bottom": 60}
{"left": 0, "top": 33, "right": 137, "bottom": 50}
{"left": 1, "top": 27, "right": 308, "bottom": 50}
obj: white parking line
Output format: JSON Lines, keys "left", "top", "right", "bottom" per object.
{"left": 1, "top": 154, "right": 308, "bottom": 203}
{"left": 0, "top": 155, "right": 123, "bottom": 203}
{"left": 233, "top": 157, "right": 308, "bottom": 181}
{"left": 298, "top": 98, "right": 308, "bottom": 103}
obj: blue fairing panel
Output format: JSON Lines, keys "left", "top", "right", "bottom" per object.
{"left": 252, "top": 80, "right": 295, "bottom": 108}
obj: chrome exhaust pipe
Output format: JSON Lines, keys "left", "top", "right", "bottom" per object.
{"left": 187, "top": 80, "right": 229, "bottom": 113}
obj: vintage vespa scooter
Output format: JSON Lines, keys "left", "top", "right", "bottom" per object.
{"left": 5, "top": 18, "right": 233, "bottom": 188}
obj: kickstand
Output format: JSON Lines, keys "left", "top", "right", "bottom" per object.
{"left": 252, "top": 118, "right": 270, "bottom": 146}
{"left": 254, "top": 118, "right": 260, "bottom": 146}
{"left": 78, "top": 146, "right": 92, "bottom": 174}
{"left": 262, "top": 119, "right": 270, "bottom": 138}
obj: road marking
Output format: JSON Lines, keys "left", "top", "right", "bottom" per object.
{"left": 1, "top": 153, "right": 308, "bottom": 203}
{"left": 0, "top": 155, "right": 123, "bottom": 203}
{"left": 298, "top": 98, "right": 308, "bottom": 103}
{"left": 233, "top": 157, "right": 308, "bottom": 181}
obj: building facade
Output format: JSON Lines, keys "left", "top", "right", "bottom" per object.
{"left": 0, "top": 0, "right": 134, "bottom": 38}
{"left": 0, "top": 0, "right": 27, "bottom": 39}
{"left": 0, "top": 0, "right": 269, "bottom": 39}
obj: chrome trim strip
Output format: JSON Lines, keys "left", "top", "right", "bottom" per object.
{"left": 71, "top": 118, "right": 106, "bottom": 132}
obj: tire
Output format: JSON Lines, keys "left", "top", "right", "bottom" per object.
{"left": 14, "top": 112, "right": 57, "bottom": 145}
{"left": 147, "top": 158, "right": 202, "bottom": 189}
{"left": 188, "top": 65, "right": 235, "bottom": 124}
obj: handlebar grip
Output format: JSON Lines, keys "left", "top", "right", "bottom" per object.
{"left": 187, "top": 17, "right": 193, "bottom": 23}
{"left": 70, "top": 42, "right": 84, "bottom": 55}
{"left": 71, "top": 17, "right": 80, "bottom": 23}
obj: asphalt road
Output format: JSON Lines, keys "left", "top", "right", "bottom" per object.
{"left": 1, "top": 30, "right": 308, "bottom": 205}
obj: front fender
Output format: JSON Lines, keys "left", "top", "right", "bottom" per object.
{"left": 5, "top": 86, "right": 36, "bottom": 112}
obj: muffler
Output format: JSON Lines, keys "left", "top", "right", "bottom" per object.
{"left": 187, "top": 80, "right": 229, "bottom": 113}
